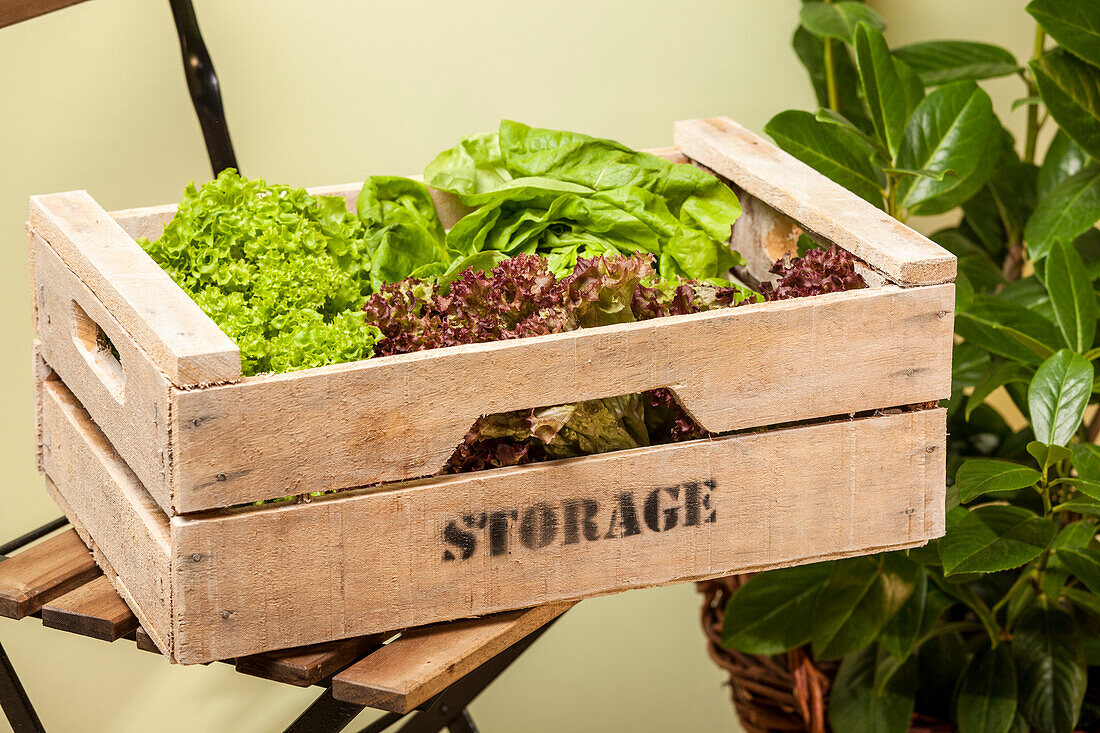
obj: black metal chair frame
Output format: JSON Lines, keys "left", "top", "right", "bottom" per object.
{"left": 1, "top": 3, "right": 550, "bottom": 730}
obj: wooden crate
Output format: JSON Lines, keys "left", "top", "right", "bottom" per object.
{"left": 30, "top": 117, "right": 956, "bottom": 664}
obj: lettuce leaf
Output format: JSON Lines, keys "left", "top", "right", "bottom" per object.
{"left": 140, "top": 169, "right": 381, "bottom": 375}
{"left": 357, "top": 176, "right": 450, "bottom": 288}
{"left": 425, "top": 121, "right": 744, "bottom": 281}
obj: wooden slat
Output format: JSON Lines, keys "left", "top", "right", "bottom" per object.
{"left": 32, "top": 234, "right": 174, "bottom": 511}
{"left": 171, "top": 283, "right": 954, "bottom": 512}
{"left": 332, "top": 604, "right": 573, "bottom": 713}
{"left": 37, "top": 377, "right": 174, "bottom": 651}
{"left": 170, "top": 408, "right": 944, "bottom": 664}
{"left": 0, "top": 528, "right": 98, "bottom": 619}
{"left": 29, "top": 190, "right": 240, "bottom": 386}
{"left": 674, "top": 117, "right": 957, "bottom": 286}
{"left": 40, "top": 575, "right": 138, "bottom": 641}
{"left": 236, "top": 634, "right": 386, "bottom": 687}
{"left": 135, "top": 626, "right": 162, "bottom": 654}
{"left": 0, "top": 0, "right": 90, "bottom": 28}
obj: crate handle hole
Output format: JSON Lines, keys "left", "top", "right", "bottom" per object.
{"left": 71, "top": 300, "right": 125, "bottom": 401}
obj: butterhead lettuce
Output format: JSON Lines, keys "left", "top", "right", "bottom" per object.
{"left": 425, "top": 120, "right": 744, "bottom": 281}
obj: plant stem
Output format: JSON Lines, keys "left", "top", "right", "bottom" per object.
{"left": 824, "top": 38, "right": 840, "bottom": 112}
{"left": 930, "top": 574, "right": 1003, "bottom": 646}
{"left": 1024, "top": 25, "right": 1047, "bottom": 165}
{"left": 992, "top": 568, "right": 1035, "bottom": 615}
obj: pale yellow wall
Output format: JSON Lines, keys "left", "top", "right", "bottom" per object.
{"left": 0, "top": 1, "right": 1034, "bottom": 731}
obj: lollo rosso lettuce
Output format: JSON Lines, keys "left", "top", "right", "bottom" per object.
{"left": 363, "top": 253, "right": 753, "bottom": 467}
{"left": 425, "top": 120, "right": 746, "bottom": 281}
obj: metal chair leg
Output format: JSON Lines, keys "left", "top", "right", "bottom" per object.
{"left": 282, "top": 688, "right": 368, "bottom": 733}
{"left": 167, "top": 0, "right": 239, "bottom": 175}
{"left": 0, "top": 641, "right": 46, "bottom": 733}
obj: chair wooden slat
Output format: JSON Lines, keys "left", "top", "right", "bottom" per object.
{"left": 331, "top": 603, "right": 573, "bottom": 713}
{"left": 236, "top": 633, "right": 388, "bottom": 687}
{"left": 135, "top": 626, "right": 162, "bottom": 654}
{"left": 0, "top": 528, "right": 98, "bottom": 619}
{"left": 40, "top": 575, "right": 138, "bottom": 641}
{"left": 0, "top": 0, "right": 91, "bottom": 29}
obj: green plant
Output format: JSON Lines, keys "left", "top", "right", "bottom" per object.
{"left": 718, "top": 2, "right": 1100, "bottom": 732}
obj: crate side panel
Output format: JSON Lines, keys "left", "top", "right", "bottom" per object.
{"left": 29, "top": 191, "right": 240, "bottom": 386}
{"left": 38, "top": 377, "right": 174, "bottom": 656}
{"left": 172, "top": 284, "right": 953, "bottom": 511}
{"left": 674, "top": 117, "right": 957, "bottom": 286}
{"left": 32, "top": 234, "right": 174, "bottom": 512}
{"left": 171, "top": 408, "right": 945, "bottom": 663}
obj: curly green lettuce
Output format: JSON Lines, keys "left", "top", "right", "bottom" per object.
{"left": 140, "top": 169, "right": 383, "bottom": 375}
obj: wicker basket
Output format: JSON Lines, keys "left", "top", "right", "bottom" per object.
{"left": 698, "top": 576, "right": 954, "bottom": 733}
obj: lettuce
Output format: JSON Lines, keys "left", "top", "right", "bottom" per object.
{"left": 141, "top": 170, "right": 381, "bottom": 376}
{"left": 357, "top": 176, "right": 450, "bottom": 288}
{"left": 425, "top": 121, "right": 745, "bottom": 281}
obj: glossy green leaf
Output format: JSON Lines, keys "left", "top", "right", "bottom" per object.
{"left": 932, "top": 228, "right": 1003, "bottom": 290}
{"left": 800, "top": 1, "right": 886, "bottom": 44}
{"left": 1054, "top": 496, "right": 1100, "bottom": 518}
{"left": 1027, "top": 0, "right": 1100, "bottom": 69}
{"left": 1058, "top": 547, "right": 1100, "bottom": 595}
{"left": 829, "top": 644, "right": 917, "bottom": 733}
{"left": 955, "top": 459, "right": 1042, "bottom": 502}
{"left": 955, "top": 297, "right": 1062, "bottom": 366}
{"left": 878, "top": 572, "right": 927, "bottom": 661}
{"left": 1025, "top": 166, "right": 1100, "bottom": 261}
{"left": 895, "top": 56, "right": 926, "bottom": 120}
{"left": 855, "top": 23, "right": 909, "bottom": 158}
{"left": 938, "top": 505, "right": 1055, "bottom": 575}
{"left": 954, "top": 340, "right": 993, "bottom": 388}
{"left": 1043, "top": 521, "right": 1098, "bottom": 598}
{"left": 966, "top": 361, "right": 1031, "bottom": 420}
{"left": 1032, "top": 50, "right": 1100, "bottom": 161}
{"left": 719, "top": 561, "right": 833, "bottom": 654}
{"left": 1046, "top": 238, "right": 1098, "bottom": 353}
{"left": 815, "top": 108, "right": 887, "bottom": 156}
{"left": 957, "top": 643, "right": 1018, "bottom": 733}
{"left": 765, "top": 110, "right": 885, "bottom": 205}
{"left": 1063, "top": 478, "right": 1100, "bottom": 499}
{"left": 1028, "top": 350, "right": 1093, "bottom": 446}
{"left": 1026, "top": 441, "right": 1073, "bottom": 473}
{"left": 1063, "top": 586, "right": 1100, "bottom": 616}
{"left": 1013, "top": 96, "right": 1043, "bottom": 111}
{"left": 882, "top": 579, "right": 955, "bottom": 662}
{"left": 812, "top": 555, "right": 920, "bottom": 661}
{"left": 894, "top": 41, "right": 1020, "bottom": 86}
{"left": 1039, "top": 130, "right": 1093, "bottom": 200}
{"left": 1012, "top": 605, "right": 1086, "bottom": 733}
{"left": 1071, "top": 442, "right": 1100, "bottom": 480}
{"left": 896, "top": 81, "right": 999, "bottom": 215}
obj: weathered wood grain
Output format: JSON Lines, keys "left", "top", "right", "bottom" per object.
{"left": 0, "top": 528, "right": 98, "bottom": 619}
{"left": 332, "top": 603, "right": 572, "bottom": 712}
{"left": 38, "top": 376, "right": 174, "bottom": 653}
{"left": 171, "top": 283, "right": 953, "bottom": 511}
{"left": 674, "top": 117, "right": 957, "bottom": 286}
{"left": 41, "top": 575, "right": 138, "bottom": 641}
{"left": 169, "top": 407, "right": 944, "bottom": 663}
{"left": 32, "top": 234, "right": 173, "bottom": 510}
{"left": 0, "top": 0, "right": 90, "bottom": 28}
{"left": 236, "top": 634, "right": 386, "bottom": 687}
{"left": 29, "top": 190, "right": 240, "bottom": 386}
